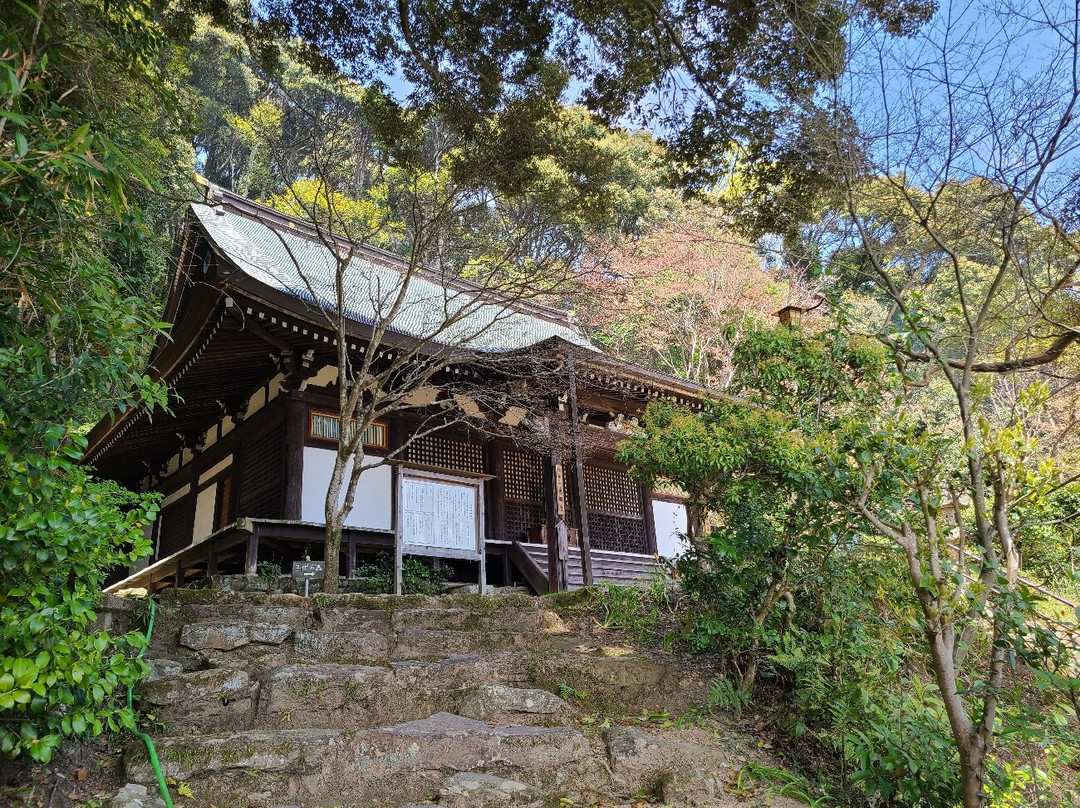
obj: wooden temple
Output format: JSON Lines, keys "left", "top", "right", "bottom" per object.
{"left": 89, "top": 188, "right": 702, "bottom": 594}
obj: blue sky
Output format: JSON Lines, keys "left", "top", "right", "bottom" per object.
{"left": 842, "top": 0, "right": 1080, "bottom": 199}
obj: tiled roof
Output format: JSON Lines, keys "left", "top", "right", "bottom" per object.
{"left": 192, "top": 203, "right": 594, "bottom": 353}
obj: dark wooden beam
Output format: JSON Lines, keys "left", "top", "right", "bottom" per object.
{"left": 509, "top": 541, "right": 549, "bottom": 595}
{"left": 390, "top": 419, "right": 402, "bottom": 595}
{"left": 640, "top": 485, "right": 657, "bottom": 556}
{"left": 485, "top": 441, "right": 507, "bottom": 542}
{"left": 283, "top": 393, "right": 305, "bottom": 520}
{"left": 225, "top": 305, "right": 294, "bottom": 353}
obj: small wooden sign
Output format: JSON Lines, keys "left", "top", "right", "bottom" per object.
{"left": 292, "top": 561, "right": 325, "bottom": 581}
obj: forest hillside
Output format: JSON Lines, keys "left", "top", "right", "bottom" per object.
{"left": 2, "top": 1, "right": 1079, "bottom": 807}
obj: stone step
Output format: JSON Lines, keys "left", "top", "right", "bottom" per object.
{"left": 140, "top": 666, "right": 261, "bottom": 733}
{"left": 138, "top": 643, "right": 707, "bottom": 734}
{"left": 168, "top": 608, "right": 578, "bottom": 669}
{"left": 253, "top": 656, "right": 514, "bottom": 730}
{"left": 318, "top": 602, "right": 554, "bottom": 634}
{"left": 126, "top": 714, "right": 804, "bottom": 808}
{"left": 126, "top": 713, "right": 599, "bottom": 808}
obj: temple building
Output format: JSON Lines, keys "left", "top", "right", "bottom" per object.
{"left": 88, "top": 187, "right": 701, "bottom": 594}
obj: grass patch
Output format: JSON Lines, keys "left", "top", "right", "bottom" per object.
{"left": 591, "top": 579, "right": 681, "bottom": 648}
{"left": 733, "top": 761, "right": 836, "bottom": 807}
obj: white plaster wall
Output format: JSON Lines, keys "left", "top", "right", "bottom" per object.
{"left": 160, "top": 484, "right": 190, "bottom": 509}
{"left": 199, "top": 455, "right": 233, "bottom": 486}
{"left": 652, "top": 499, "right": 687, "bottom": 558}
{"left": 193, "top": 484, "right": 218, "bottom": 542}
{"left": 301, "top": 446, "right": 392, "bottom": 530}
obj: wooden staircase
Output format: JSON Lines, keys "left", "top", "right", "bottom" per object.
{"left": 508, "top": 541, "right": 663, "bottom": 593}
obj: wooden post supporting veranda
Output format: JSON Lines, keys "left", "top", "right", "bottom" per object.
{"left": 566, "top": 349, "right": 595, "bottom": 586}
{"left": 245, "top": 525, "right": 259, "bottom": 576}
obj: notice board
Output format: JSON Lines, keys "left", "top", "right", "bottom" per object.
{"left": 399, "top": 471, "right": 482, "bottom": 559}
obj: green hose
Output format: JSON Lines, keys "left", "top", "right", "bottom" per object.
{"left": 128, "top": 598, "right": 175, "bottom": 808}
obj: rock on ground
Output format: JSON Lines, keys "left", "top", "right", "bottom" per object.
{"left": 110, "top": 783, "right": 166, "bottom": 808}
{"left": 440, "top": 771, "right": 544, "bottom": 807}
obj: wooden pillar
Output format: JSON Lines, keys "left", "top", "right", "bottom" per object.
{"left": 175, "top": 559, "right": 185, "bottom": 588}
{"left": 566, "top": 350, "right": 594, "bottom": 586}
{"left": 283, "top": 393, "right": 306, "bottom": 520}
{"left": 246, "top": 529, "right": 259, "bottom": 576}
{"left": 543, "top": 451, "right": 568, "bottom": 592}
{"left": 347, "top": 535, "right": 357, "bottom": 579}
{"left": 150, "top": 516, "right": 162, "bottom": 563}
{"left": 207, "top": 542, "right": 218, "bottom": 578}
{"left": 640, "top": 485, "right": 657, "bottom": 555}
{"left": 485, "top": 441, "right": 507, "bottom": 542}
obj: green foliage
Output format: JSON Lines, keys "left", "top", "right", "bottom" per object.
{"left": 593, "top": 579, "right": 678, "bottom": 647}
{"left": 847, "top": 681, "right": 963, "bottom": 806}
{"left": 353, "top": 554, "right": 453, "bottom": 596}
{"left": 0, "top": 422, "right": 158, "bottom": 762}
{"left": 256, "top": 561, "right": 283, "bottom": 583}
{"left": 261, "top": 0, "right": 935, "bottom": 233}
{"left": 617, "top": 326, "right": 888, "bottom": 691}
{"left": 736, "top": 761, "right": 834, "bottom": 807}
{"left": 1013, "top": 487, "right": 1080, "bottom": 596}
{"left": 556, "top": 683, "right": 587, "bottom": 702}
{"left": 616, "top": 322, "right": 1080, "bottom": 804}
{"left": 703, "top": 676, "right": 751, "bottom": 714}
{"left": 1, "top": 0, "right": 178, "bottom": 763}
{"left": 185, "top": 25, "right": 676, "bottom": 273}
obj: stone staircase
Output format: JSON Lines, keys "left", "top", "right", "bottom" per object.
{"left": 126, "top": 587, "right": 806, "bottom": 808}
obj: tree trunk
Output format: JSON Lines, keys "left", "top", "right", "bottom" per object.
{"left": 322, "top": 520, "right": 342, "bottom": 594}
{"left": 686, "top": 501, "right": 707, "bottom": 564}
{"left": 738, "top": 571, "right": 788, "bottom": 697}
{"left": 738, "top": 657, "right": 759, "bottom": 696}
{"left": 899, "top": 537, "right": 987, "bottom": 808}
{"left": 959, "top": 734, "right": 987, "bottom": 808}
{"left": 322, "top": 450, "right": 349, "bottom": 594}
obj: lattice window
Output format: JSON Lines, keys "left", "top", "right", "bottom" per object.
{"left": 588, "top": 512, "right": 648, "bottom": 554}
{"left": 506, "top": 501, "right": 544, "bottom": 542}
{"left": 503, "top": 448, "right": 543, "bottom": 502}
{"left": 406, "top": 434, "right": 484, "bottom": 474}
{"left": 309, "top": 411, "right": 388, "bottom": 449}
{"left": 157, "top": 500, "right": 191, "bottom": 559}
{"left": 239, "top": 424, "right": 284, "bottom": 518}
{"left": 584, "top": 465, "right": 642, "bottom": 518}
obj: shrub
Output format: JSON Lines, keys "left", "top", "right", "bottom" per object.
{"left": 0, "top": 426, "right": 158, "bottom": 762}
{"left": 353, "top": 554, "right": 453, "bottom": 595}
